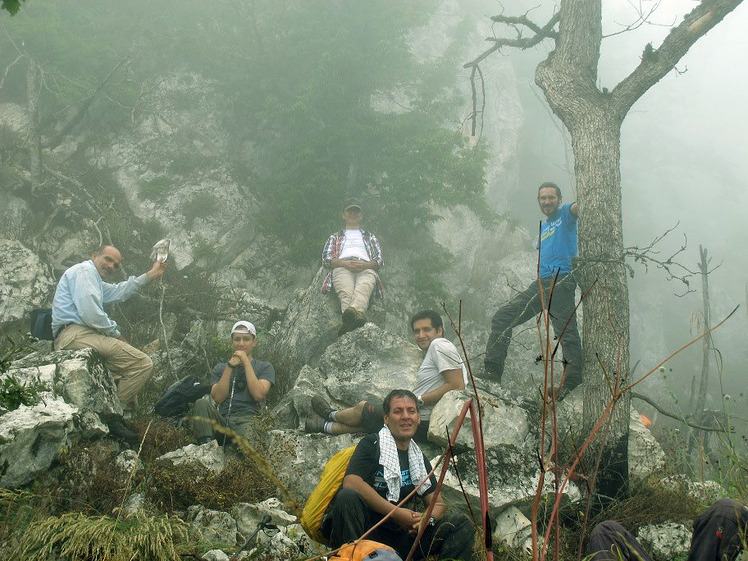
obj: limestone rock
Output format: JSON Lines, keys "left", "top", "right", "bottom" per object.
{"left": 428, "top": 389, "right": 530, "bottom": 452}
{"left": 268, "top": 268, "right": 385, "bottom": 381}
{"left": 660, "top": 475, "right": 725, "bottom": 503}
{"left": 0, "top": 348, "right": 147, "bottom": 487}
{"left": 232, "top": 498, "right": 297, "bottom": 539}
{"left": 492, "top": 506, "right": 533, "bottom": 555}
{"left": 116, "top": 449, "right": 143, "bottom": 475}
{"left": 202, "top": 550, "right": 230, "bottom": 561}
{"left": 0, "top": 396, "right": 78, "bottom": 487}
{"left": 267, "top": 430, "right": 358, "bottom": 501}
{"left": 272, "top": 322, "right": 420, "bottom": 429}
{"left": 0, "top": 240, "right": 54, "bottom": 327}
{"left": 186, "top": 505, "right": 237, "bottom": 546}
{"left": 628, "top": 409, "right": 665, "bottom": 479}
{"left": 9, "top": 348, "right": 122, "bottom": 416}
{"left": 636, "top": 522, "right": 691, "bottom": 561}
{"left": 156, "top": 440, "right": 225, "bottom": 472}
{"left": 556, "top": 391, "right": 665, "bottom": 479}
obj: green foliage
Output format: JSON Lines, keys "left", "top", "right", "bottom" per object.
{"left": 10, "top": 511, "right": 189, "bottom": 561}
{"left": 1, "top": 0, "right": 23, "bottom": 16}
{"left": 0, "top": 374, "right": 43, "bottom": 410}
{"left": 146, "top": 454, "right": 276, "bottom": 513}
{"left": 50, "top": 443, "right": 131, "bottom": 514}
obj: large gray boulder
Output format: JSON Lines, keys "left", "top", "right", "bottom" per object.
{"left": 0, "top": 349, "right": 123, "bottom": 487}
{"left": 267, "top": 430, "right": 358, "bottom": 502}
{"left": 636, "top": 522, "right": 691, "bottom": 561}
{"left": 268, "top": 268, "right": 386, "bottom": 382}
{"left": 0, "top": 239, "right": 54, "bottom": 327}
{"left": 272, "top": 321, "right": 419, "bottom": 429}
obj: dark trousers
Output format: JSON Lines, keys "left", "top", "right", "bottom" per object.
{"left": 587, "top": 499, "right": 748, "bottom": 561}
{"left": 321, "top": 488, "right": 475, "bottom": 561}
{"left": 484, "top": 275, "right": 582, "bottom": 392}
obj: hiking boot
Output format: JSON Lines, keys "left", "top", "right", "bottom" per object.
{"left": 103, "top": 414, "right": 139, "bottom": 447}
{"left": 311, "top": 395, "right": 334, "bottom": 420}
{"left": 304, "top": 414, "right": 326, "bottom": 433}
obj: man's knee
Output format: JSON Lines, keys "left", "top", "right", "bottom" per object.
{"left": 193, "top": 395, "right": 213, "bottom": 417}
{"left": 332, "top": 487, "right": 365, "bottom": 511}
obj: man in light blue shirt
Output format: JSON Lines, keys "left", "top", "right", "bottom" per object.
{"left": 52, "top": 245, "right": 166, "bottom": 422}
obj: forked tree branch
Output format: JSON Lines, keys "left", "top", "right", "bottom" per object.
{"left": 463, "top": 12, "right": 559, "bottom": 69}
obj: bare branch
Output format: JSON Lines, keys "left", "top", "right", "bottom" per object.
{"left": 631, "top": 391, "right": 730, "bottom": 432}
{"left": 464, "top": 12, "right": 559, "bottom": 69}
{"left": 0, "top": 54, "right": 22, "bottom": 92}
{"left": 603, "top": 0, "right": 672, "bottom": 39}
{"left": 612, "top": 0, "right": 745, "bottom": 114}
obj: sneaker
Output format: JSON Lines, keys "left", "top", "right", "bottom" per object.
{"left": 304, "top": 414, "right": 326, "bottom": 433}
{"left": 311, "top": 395, "right": 334, "bottom": 420}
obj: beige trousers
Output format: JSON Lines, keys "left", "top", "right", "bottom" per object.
{"left": 332, "top": 267, "right": 378, "bottom": 313}
{"left": 55, "top": 324, "right": 153, "bottom": 409}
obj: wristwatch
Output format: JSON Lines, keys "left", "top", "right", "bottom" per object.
{"left": 416, "top": 394, "right": 424, "bottom": 407}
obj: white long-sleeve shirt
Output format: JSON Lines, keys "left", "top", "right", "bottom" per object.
{"left": 51, "top": 260, "right": 147, "bottom": 338}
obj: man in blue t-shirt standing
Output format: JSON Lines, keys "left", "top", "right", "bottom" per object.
{"left": 483, "top": 182, "right": 582, "bottom": 395}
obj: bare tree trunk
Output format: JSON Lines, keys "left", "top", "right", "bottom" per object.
{"left": 696, "top": 245, "right": 712, "bottom": 415}
{"left": 26, "top": 59, "right": 42, "bottom": 193}
{"left": 688, "top": 245, "right": 712, "bottom": 459}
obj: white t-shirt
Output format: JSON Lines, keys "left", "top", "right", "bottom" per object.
{"left": 339, "top": 229, "right": 371, "bottom": 261}
{"left": 412, "top": 338, "right": 467, "bottom": 421}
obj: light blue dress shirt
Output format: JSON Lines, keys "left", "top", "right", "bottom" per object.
{"left": 51, "top": 260, "right": 148, "bottom": 338}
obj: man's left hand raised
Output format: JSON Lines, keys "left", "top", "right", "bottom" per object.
{"left": 145, "top": 260, "right": 167, "bottom": 281}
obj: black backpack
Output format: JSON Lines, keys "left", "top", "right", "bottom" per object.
{"left": 30, "top": 308, "right": 54, "bottom": 340}
{"left": 154, "top": 375, "right": 211, "bottom": 417}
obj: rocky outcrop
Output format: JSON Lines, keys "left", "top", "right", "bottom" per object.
{"left": 636, "top": 522, "right": 691, "bottom": 561}
{"left": 0, "top": 239, "right": 54, "bottom": 327}
{"left": 271, "top": 321, "right": 418, "bottom": 429}
{"left": 268, "top": 268, "right": 386, "bottom": 383}
{"left": 0, "top": 349, "right": 122, "bottom": 487}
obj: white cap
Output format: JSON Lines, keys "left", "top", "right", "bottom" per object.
{"left": 230, "top": 320, "right": 256, "bottom": 337}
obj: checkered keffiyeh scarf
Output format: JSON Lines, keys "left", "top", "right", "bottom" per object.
{"left": 377, "top": 427, "right": 431, "bottom": 503}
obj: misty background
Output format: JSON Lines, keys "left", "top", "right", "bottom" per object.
{"left": 1, "top": 0, "right": 746, "bottom": 446}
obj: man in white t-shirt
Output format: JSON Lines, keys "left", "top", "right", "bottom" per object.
{"left": 305, "top": 310, "right": 467, "bottom": 442}
{"left": 321, "top": 198, "right": 384, "bottom": 336}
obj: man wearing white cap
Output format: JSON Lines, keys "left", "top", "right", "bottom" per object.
{"left": 193, "top": 320, "right": 275, "bottom": 445}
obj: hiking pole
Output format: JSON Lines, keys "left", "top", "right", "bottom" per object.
{"left": 233, "top": 514, "right": 275, "bottom": 558}
{"left": 223, "top": 369, "right": 236, "bottom": 447}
